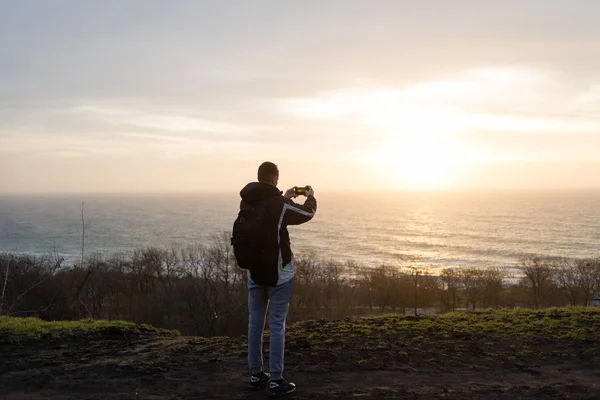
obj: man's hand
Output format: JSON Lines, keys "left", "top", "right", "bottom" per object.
{"left": 306, "top": 186, "right": 315, "bottom": 197}
{"left": 284, "top": 188, "right": 296, "bottom": 199}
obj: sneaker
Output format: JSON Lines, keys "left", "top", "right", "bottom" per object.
{"left": 269, "top": 378, "right": 296, "bottom": 397}
{"left": 249, "top": 371, "right": 271, "bottom": 390}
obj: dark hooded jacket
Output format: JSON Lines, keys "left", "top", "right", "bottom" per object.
{"left": 238, "top": 182, "right": 317, "bottom": 286}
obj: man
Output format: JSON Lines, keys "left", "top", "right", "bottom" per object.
{"left": 238, "top": 161, "right": 316, "bottom": 397}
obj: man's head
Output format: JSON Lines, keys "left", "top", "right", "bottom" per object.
{"left": 258, "top": 161, "right": 279, "bottom": 186}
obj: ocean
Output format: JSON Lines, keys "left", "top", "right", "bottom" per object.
{"left": 1, "top": 190, "right": 599, "bottom": 271}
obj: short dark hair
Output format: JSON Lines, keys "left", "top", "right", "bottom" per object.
{"left": 258, "top": 161, "right": 279, "bottom": 182}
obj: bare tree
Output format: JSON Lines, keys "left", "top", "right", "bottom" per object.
{"left": 293, "top": 255, "right": 325, "bottom": 317}
{"left": 458, "top": 267, "right": 485, "bottom": 311}
{"left": 438, "top": 268, "right": 461, "bottom": 312}
{"left": 481, "top": 267, "right": 508, "bottom": 309}
{"left": 574, "top": 258, "right": 600, "bottom": 306}
{"left": 409, "top": 267, "right": 427, "bottom": 316}
{"left": 555, "top": 258, "right": 583, "bottom": 306}
{"left": 371, "top": 265, "right": 395, "bottom": 313}
{"left": 0, "top": 255, "right": 10, "bottom": 315}
{"left": 3, "top": 254, "right": 63, "bottom": 316}
{"left": 521, "top": 257, "right": 555, "bottom": 309}
{"left": 8, "top": 236, "right": 598, "bottom": 336}
{"left": 81, "top": 201, "right": 85, "bottom": 267}
{"left": 358, "top": 266, "right": 375, "bottom": 313}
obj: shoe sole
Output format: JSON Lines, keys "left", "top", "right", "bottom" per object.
{"left": 269, "top": 387, "right": 296, "bottom": 397}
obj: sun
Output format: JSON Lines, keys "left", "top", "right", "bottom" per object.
{"left": 376, "top": 136, "right": 463, "bottom": 189}
{"left": 284, "top": 84, "right": 488, "bottom": 189}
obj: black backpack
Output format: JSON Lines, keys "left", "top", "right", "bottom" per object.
{"left": 231, "top": 200, "right": 278, "bottom": 285}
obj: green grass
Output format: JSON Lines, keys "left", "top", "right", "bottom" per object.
{"left": 2, "top": 308, "right": 599, "bottom": 368}
{"left": 0, "top": 316, "right": 179, "bottom": 341}
{"left": 280, "top": 307, "right": 600, "bottom": 366}
{"left": 336, "top": 307, "right": 600, "bottom": 340}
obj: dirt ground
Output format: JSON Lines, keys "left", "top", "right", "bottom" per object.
{"left": 2, "top": 330, "right": 600, "bottom": 400}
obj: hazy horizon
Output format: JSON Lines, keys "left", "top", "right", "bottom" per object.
{"left": 2, "top": 0, "right": 600, "bottom": 194}
{"left": 3, "top": 186, "right": 600, "bottom": 198}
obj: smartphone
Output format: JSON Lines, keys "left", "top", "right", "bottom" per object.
{"left": 294, "top": 186, "right": 309, "bottom": 196}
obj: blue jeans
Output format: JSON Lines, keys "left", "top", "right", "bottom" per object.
{"left": 247, "top": 279, "right": 293, "bottom": 380}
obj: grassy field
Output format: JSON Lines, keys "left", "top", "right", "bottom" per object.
{"left": 1, "top": 307, "right": 600, "bottom": 399}
{"left": 183, "top": 307, "right": 600, "bottom": 368}
{"left": 0, "top": 315, "right": 179, "bottom": 342}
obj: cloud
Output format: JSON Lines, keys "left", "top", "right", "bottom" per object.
{"left": 69, "top": 105, "right": 252, "bottom": 134}
{"left": 279, "top": 67, "right": 600, "bottom": 136}
{"left": 409, "top": 67, "right": 564, "bottom": 110}
{"left": 576, "top": 84, "right": 600, "bottom": 114}
{"left": 0, "top": 102, "right": 269, "bottom": 158}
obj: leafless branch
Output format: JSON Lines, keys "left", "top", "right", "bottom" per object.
{"left": 79, "top": 297, "right": 93, "bottom": 318}
{"left": 8, "top": 303, "right": 54, "bottom": 317}
{"left": 0, "top": 256, "right": 11, "bottom": 315}
{"left": 52, "top": 238, "right": 61, "bottom": 267}
{"left": 81, "top": 201, "right": 85, "bottom": 267}
{"left": 75, "top": 270, "right": 92, "bottom": 300}
{"left": 73, "top": 269, "right": 93, "bottom": 318}
{"left": 5, "top": 274, "right": 53, "bottom": 315}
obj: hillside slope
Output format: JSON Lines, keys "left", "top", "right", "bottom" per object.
{"left": 1, "top": 308, "right": 600, "bottom": 399}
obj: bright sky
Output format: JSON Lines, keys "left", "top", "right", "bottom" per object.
{"left": 1, "top": 0, "right": 600, "bottom": 193}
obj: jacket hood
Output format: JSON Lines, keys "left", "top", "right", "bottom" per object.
{"left": 240, "top": 182, "right": 282, "bottom": 204}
